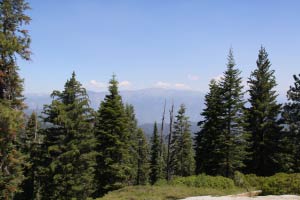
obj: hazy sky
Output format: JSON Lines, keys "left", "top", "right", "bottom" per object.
{"left": 20, "top": 0, "right": 300, "bottom": 96}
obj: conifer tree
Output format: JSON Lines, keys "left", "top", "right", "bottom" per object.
{"left": 124, "top": 104, "right": 149, "bottom": 185}
{"left": 28, "top": 116, "right": 43, "bottom": 200}
{"left": 41, "top": 72, "right": 97, "bottom": 199}
{"left": 218, "top": 49, "right": 247, "bottom": 177}
{"left": 124, "top": 104, "right": 138, "bottom": 184}
{"left": 149, "top": 122, "right": 162, "bottom": 185}
{"left": 246, "top": 47, "right": 282, "bottom": 176}
{"left": 94, "top": 75, "right": 131, "bottom": 196}
{"left": 0, "top": 0, "right": 31, "bottom": 198}
{"left": 280, "top": 74, "right": 300, "bottom": 172}
{"left": 0, "top": 0, "right": 31, "bottom": 109}
{"left": 195, "top": 79, "right": 224, "bottom": 175}
{"left": 0, "top": 104, "right": 24, "bottom": 199}
{"left": 170, "top": 104, "right": 195, "bottom": 177}
{"left": 195, "top": 50, "right": 247, "bottom": 177}
{"left": 136, "top": 128, "right": 149, "bottom": 185}
{"left": 15, "top": 112, "right": 40, "bottom": 200}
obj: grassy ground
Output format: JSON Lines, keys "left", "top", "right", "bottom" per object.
{"left": 96, "top": 185, "right": 245, "bottom": 200}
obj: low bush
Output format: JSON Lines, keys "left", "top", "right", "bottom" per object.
{"left": 154, "top": 179, "right": 168, "bottom": 186}
{"left": 233, "top": 171, "right": 251, "bottom": 190}
{"left": 239, "top": 172, "right": 300, "bottom": 195}
{"left": 98, "top": 173, "right": 300, "bottom": 199}
{"left": 244, "top": 173, "right": 264, "bottom": 190}
{"left": 170, "top": 174, "right": 236, "bottom": 190}
{"left": 262, "top": 173, "right": 300, "bottom": 195}
{"left": 97, "top": 185, "right": 243, "bottom": 200}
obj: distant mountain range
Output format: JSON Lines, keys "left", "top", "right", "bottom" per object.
{"left": 25, "top": 88, "right": 205, "bottom": 126}
{"left": 24, "top": 88, "right": 287, "bottom": 136}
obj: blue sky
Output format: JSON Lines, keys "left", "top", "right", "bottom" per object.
{"left": 20, "top": 0, "right": 300, "bottom": 96}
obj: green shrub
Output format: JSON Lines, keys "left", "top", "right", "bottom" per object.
{"left": 262, "top": 173, "right": 300, "bottom": 195}
{"left": 146, "top": 173, "right": 300, "bottom": 196}
{"left": 241, "top": 173, "right": 300, "bottom": 195}
{"left": 154, "top": 179, "right": 168, "bottom": 186}
{"left": 244, "top": 174, "right": 265, "bottom": 190}
{"left": 233, "top": 171, "right": 251, "bottom": 190}
{"left": 170, "top": 174, "right": 235, "bottom": 190}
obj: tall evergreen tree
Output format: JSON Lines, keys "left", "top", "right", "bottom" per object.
{"left": 15, "top": 112, "right": 40, "bottom": 200}
{"left": 170, "top": 104, "right": 195, "bottom": 177}
{"left": 136, "top": 128, "right": 149, "bottom": 185}
{"left": 195, "top": 50, "right": 247, "bottom": 177}
{"left": 0, "top": 0, "right": 31, "bottom": 109}
{"left": 94, "top": 75, "right": 131, "bottom": 196}
{"left": 246, "top": 47, "right": 282, "bottom": 176}
{"left": 41, "top": 72, "right": 97, "bottom": 199}
{"left": 0, "top": 0, "right": 31, "bottom": 198}
{"left": 195, "top": 79, "right": 224, "bottom": 175}
{"left": 28, "top": 116, "right": 43, "bottom": 200}
{"left": 218, "top": 49, "right": 247, "bottom": 177}
{"left": 124, "top": 104, "right": 139, "bottom": 185}
{"left": 149, "top": 122, "right": 163, "bottom": 184}
{"left": 0, "top": 104, "right": 24, "bottom": 199}
{"left": 124, "top": 104, "right": 149, "bottom": 185}
{"left": 280, "top": 74, "right": 300, "bottom": 172}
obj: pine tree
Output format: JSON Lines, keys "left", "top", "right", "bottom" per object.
{"left": 170, "top": 104, "right": 195, "bottom": 177}
{"left": 0, "top": 0, "right": 31, "bottom": 108}
{"left": 136, "top": 128, "right": 149, "bottom": 185}
{"left": 0, "top": 104, "right": 24, "bottom": 199}
{"left": 149, "top": 122, "right": 162, "bottom": 184}
{"left": 280, "top": 74, "right": 300, "bottom": 172}
{"left": 29, "top": 119, "right": 43, "bottom": 200}
{"left": 124, "top": 104, "right": 150, "bottom": 185}
{"left": 195, "top": 79, "right": 224, "bottom": 175}
{"left": 94, "top": 75, "right": 131, "bottom": 196}
{"left": 41, "top": 72, "right": 97, "bottom": 199}
{"left": 15, "top": 112, "right": 40, "bottom": 200}
{"left": 21, "top": 112, "right": 39, "bottom": 149}
{"left": 0, "top": 0, "right": 31, "bottom": 109}
{"left": 195, "top": 50, "right": 247, "bottom": 177}
{"left": 246, "top": 47, "right": 282, "bottom": 176}
{"left": 0, "top": 0, "right": 31, "bottom": 198}
{"left": 181, "top": 122, "right": 195, "bottom": 176}
{"left": 124, "top": 104, "right": 137, "bottom": 184}
{"left": 218, "top": 49, "right": 247, "bottom": 177}
{"left": 37, "top": 122, "right": 64, "bottom": 199}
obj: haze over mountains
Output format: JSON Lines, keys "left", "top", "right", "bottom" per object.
{"left": 25, "top": 88, "right": 205, "bottom": 129}
{"left": 25, "top": 87, "right": 288, "bottom": 135}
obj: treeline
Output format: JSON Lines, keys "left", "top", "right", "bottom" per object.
{"left": 31, "top": 73, "right": 153, "bottom": 199}
{"left": 11, "top": 72, "right": 194, "bottom": 200}
{"left": 1, "top": 0, "right": 300, "bottom": 200}
{"left": 195, "top": 48, "right": 300, "bottom": 178}
{"left": 150, "top": 47, "right": 300, "bottom": 183}
{"left": 0, "top": 1, "right": 192, "bottom": 198}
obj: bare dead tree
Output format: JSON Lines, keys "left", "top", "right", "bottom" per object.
{"left": 166, "top": 100, "right": 174, "bottom": 181}
{"left": 159, "top": 99, "right": 166, "bottom": 157}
